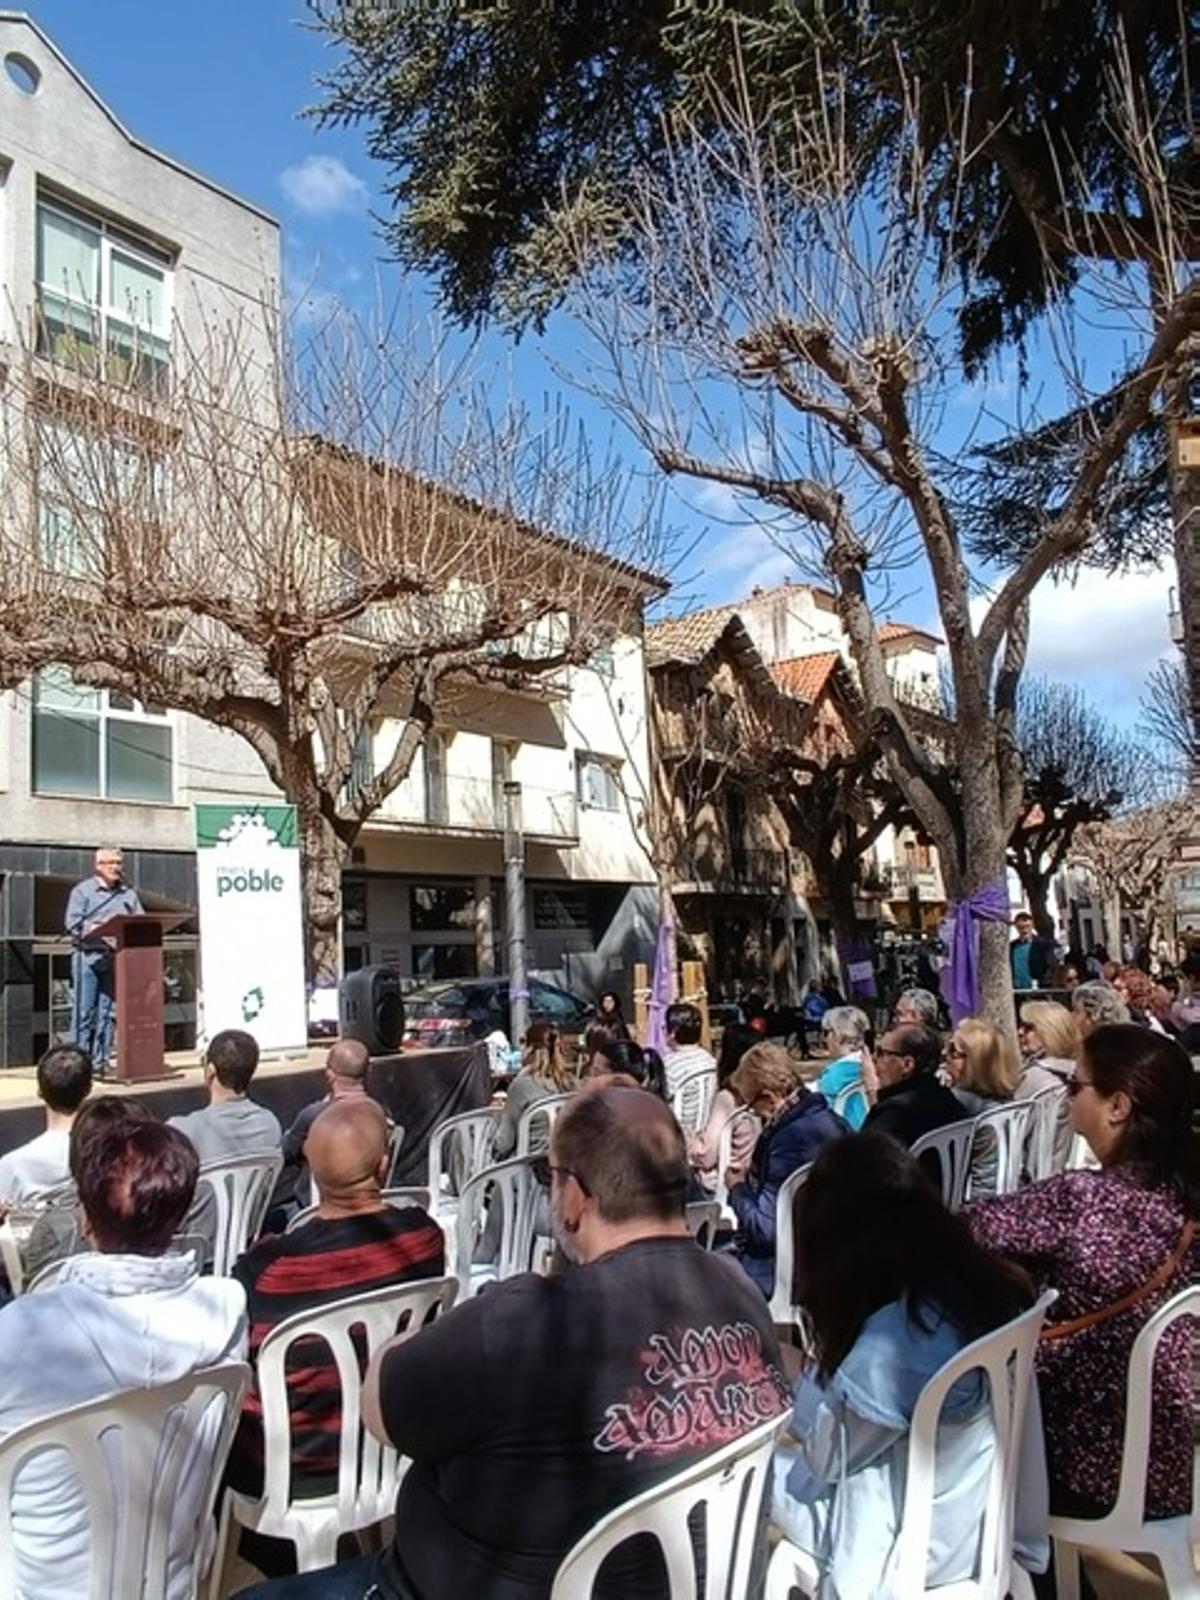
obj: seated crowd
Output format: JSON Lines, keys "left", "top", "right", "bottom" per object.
{"left": 0, "top": 960, "right": 1194, "bottom": 1599}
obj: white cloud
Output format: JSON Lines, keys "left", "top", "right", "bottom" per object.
{"left": 279, "top": 154, "right": 367, "bottom": 218}
{"left": 972, "top": 563, "right": 1175, "bottom": 728}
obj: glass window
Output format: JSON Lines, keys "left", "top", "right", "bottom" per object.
{"left": 410, "top": 883, "right": 474, "bottom": 931}
{"left": 424, "top": 732, "right": 449, "bottom": 825}
{"left": 36, "top": 199, "right": 172, "bottom": 393}
{"left": 31, "top": 668, "right": 173, "bottom": 802}
{"left": 412, "top": 944, "right": 477, "bottom": 981}
{"left": 576, "top": 753, "right": 622, "bottom": 811}
{"left": 530, "top": 980, "right": 583, "bottom": 1023}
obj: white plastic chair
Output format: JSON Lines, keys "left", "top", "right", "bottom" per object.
{"left": 515, "top": 1092, "right": 574, "bottom": 1157}
{"left": 670, "top": 1066, "right": 718, "bottom": 1136}
{"left": 213, "top": 1278, "right": 456, "bottom": 1581}
{"left": 1050, "top": 1282, "right": 1200, "bottom": 1599}
{"left": 284, "top": 1187, "right": 434, "bottom": 1235}
{"left": 767, "top": 1162, "right": 813, "bottom": 1327}
{"left": 198, "top": 1151, "right": 284, "bottom": 1276}
{"left": 454, "top": 1154, "right": 544, "bottom": 1298}
{"left": 970, "top": 1099, "right": 1037, "bottom": 1197}
{"left": 1024, "top": 1084, "right": 1069, "bottom": 1182}
{"left": 0, "top": 1362, "right": 249, "bottom": 1600}
{"left": 550, "top": 1412, "right": 787, "bottom": 1599}
{"left": 426, "top": 1106, "right": 501, "bottom": 1217}
{"left": 766, "top": 1291, "right": 1056, "bottom": 1600}
{"left": 685, "top": 1200, "right": 722, "bottom": 1250}
{"left": 909, "top": 1119, "right": 976, "bottom": 1211}
{"left": 26, "top": 1229, "right": 210, "bottom": 1293}
{"left": 832, "top": 1079, "right": 867, "bottom": 1125}
{"left": 0, "top": 1219, "right": 24, "bottom": 1296}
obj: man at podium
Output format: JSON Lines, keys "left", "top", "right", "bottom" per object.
{"left": 65, "top": 846, "right": 143, "bottom": 1073}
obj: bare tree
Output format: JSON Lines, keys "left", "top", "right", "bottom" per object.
{"left": 0, "top": 304, "right": 663, "bottom": 981}
{"left": 553, "top": 46, "right": 1196, "bottom": 1023}
{"left": 1072, "top": 797, "right": 1197, "bottom": 955}
{"left": 1140, "top": 656, "right": 1195, "bottom": 777}
{"left": 1009, "top": 679, "right": 1153, "bottom": 935}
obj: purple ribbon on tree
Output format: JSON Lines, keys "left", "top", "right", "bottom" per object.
{"left": 645, "top": 920, "right": 674, "bottom": 1054}
{"left": 944, "top": 879, "right": 1010, "bottom": 1024}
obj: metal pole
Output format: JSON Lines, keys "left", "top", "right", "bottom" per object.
{"left": 503, "top": 780, "right": 529, "bottom": 1046}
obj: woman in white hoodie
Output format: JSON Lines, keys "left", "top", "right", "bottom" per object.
{"left": 0, "top": 1115, "right": 246, "bottom": 1599}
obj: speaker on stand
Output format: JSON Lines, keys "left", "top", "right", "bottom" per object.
{"left": 338, "top": 965, "right": 405, "bottom": 1055}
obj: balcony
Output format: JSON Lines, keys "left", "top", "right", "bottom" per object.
{"left": 367, "top": 771, "right": 578, "bottom": 845}
{"left": 675, "top": 846, "right": 790, "bottom": 897}
{"left": 888, "top": 862, "right": 944, "bottom": 900}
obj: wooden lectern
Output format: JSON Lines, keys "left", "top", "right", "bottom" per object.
{"left": 88, "top": 911, "right": 192, "bottom": 1082}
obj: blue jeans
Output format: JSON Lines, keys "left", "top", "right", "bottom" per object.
{"left": 237, "top": 1554, "right": 391, "bottom": 1598}
{"left": 71, "top": 952, "right": 114, "bottom": 1069}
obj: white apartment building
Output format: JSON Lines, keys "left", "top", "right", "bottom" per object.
{"left": 0, "top": 15, "right": 659, "bottom": 1064}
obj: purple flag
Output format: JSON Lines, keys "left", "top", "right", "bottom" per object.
{"left": 646, "top": 920, "right": 674, "bottom": 1054}
{"left": 944, "top": 879, "right": 1011, "bottom": 1024}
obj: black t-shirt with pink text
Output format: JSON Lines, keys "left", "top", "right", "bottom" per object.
{"left": 377, "top": 1235, "right": 789, "bottom": 1599}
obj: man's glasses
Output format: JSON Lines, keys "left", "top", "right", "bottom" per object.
{"left": 531, "top": 1158, "right": 591, "bottom": 1195}
{"left": 874, "top": 1047, "right": 908, "bottom": 1059}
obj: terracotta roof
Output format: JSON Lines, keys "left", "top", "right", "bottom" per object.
{"left": 878, "top": 620, "right": 941, "bottom": 646}
{"left": 644, "top": 607, "right": 736, "bottom": 667}
{"left": 771, "top": 651, "right": 842, "bottom": 702}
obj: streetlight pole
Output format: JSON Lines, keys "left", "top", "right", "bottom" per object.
{"left": 503, "top": 779, "right": 529, "bottom": 1046}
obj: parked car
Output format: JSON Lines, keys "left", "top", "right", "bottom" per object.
{"left": 401, "top": 976, "right": 594, "bottom": 1055}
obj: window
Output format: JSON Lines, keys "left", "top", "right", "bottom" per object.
{"left": 576, "top": 753, "right": 622, "bottom": 812}
{"left": 590, "top": 646, "right": 615, "bottom": 679}
{"left": 36, "top": 197, "right": 172, "bottom": 394}
{"left": 34, "top": 416, "right": 165, "bottom": 578}
{"left": 32, "top": 667, "right": 172, "bottom": 802}
{"left": 423, "top": 731, "right": 449, "bottom": 825}
{"left": 410, "top": 883, "right": 474, "bottom": 931}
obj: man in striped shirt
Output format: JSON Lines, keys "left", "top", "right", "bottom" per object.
{"left": 226, "top": 1097, "right": 443, "bottom": 1565}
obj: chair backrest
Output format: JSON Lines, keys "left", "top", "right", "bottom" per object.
{"left": 888, "top": 1291, "right": 1055, "bottom": 1598}
{"left": 1096, "top": 1281, "right": 1200, "bottom": 1535}
{"left": 767, "top": 1162, "right": 812, "bottom": 1326}
{"left": 199, "top": 1151, "right": 284, "bottom": 1276}
{"left": 1024, "top": 1085, "right": 1068, "bottom": 1183}
{"left": 550, "top": 1413, "right": 787, "bottom": 1599}
{"left": 831, "top": 1079, "right": 867, "bottom": 1125}
{"left": 0, "top": 1362, "right": 249, "bottom": 1600}
{"left": 252, "top": 1278, "right": 457, "bottom": 1533}
{"left": 0, "top": 1219, "right": 24, "bottom": 1296}
{"left": 284, "top": 1186, "right": 435, "bottom": 1236}
{"left": 454, "top": 1154, "right": 543, "bottom": 1297}
{"left": 714, "top": 1110, "right": 758, "bottom": 1213}
{"left": 685, "top": 1201, "right": 722, "bottom": 1250}
{"left": 970, "top": 1100, "right": 1037, "bottom": 1197}
{"left": 670, "top": 1066, "right": 717, "bottom": 1136}
{"left": 426, "top": 1107, "right": 501, "bottom": 1206}
{"left": 516, "top": 1093, "right": 574, "bottom": 1157}
{"left": 909, "top": 1119, "right": 976, "bottom": 1211}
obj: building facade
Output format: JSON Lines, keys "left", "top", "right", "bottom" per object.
{"left": 0, "top": 15, "right": 658, "bottom": 1065}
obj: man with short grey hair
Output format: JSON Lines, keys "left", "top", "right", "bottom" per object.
{"left": 893, "top": 987, "right": 940, "bottom": 1030}
{"left": 1071, "top": 980, "right": 1129, "bottom": 1038}
{"left": 65, "top": 846, "right": 142, "bottom": 1074}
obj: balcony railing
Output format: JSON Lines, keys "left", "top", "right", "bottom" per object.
{"left": 888, "top": 862, "right": 944, "bottom": 899}
{"left": 676, "top": 846, "right": 790, "bottom": 896}
{"left": 368, "top": 771, "right": 578, "bottom": 842}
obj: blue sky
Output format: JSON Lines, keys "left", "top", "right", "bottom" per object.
{"left": 19, "top": 0, "right": 1176, "bottom": 725}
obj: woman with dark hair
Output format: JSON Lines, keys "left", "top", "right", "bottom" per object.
{"left": 967, "top": 1024, "right": 1200, "bottom": 1522}
{"left": 773, "top": 1133, "right": 1037, "bottom": 1595}
{"left": 585, "top": 1035, "right": 667, "bottom": 1099}
{"left": 595, "top": 990, "right": 631, "bottom": 1041}
{"left": 687, "top": 1023, "right": 761, "bottom": 1180}
{"left": 494, "top": 1022, "right": 574, "bottom": 1158}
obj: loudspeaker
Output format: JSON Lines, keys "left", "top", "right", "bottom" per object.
{"left": 338, "top": 965, "right": 405, "bottom": 1055}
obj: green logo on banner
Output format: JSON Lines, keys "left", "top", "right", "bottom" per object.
{"left": 195, "top": 805, "right": 298, "bottom": 850}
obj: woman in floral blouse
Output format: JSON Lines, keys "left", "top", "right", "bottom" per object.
{"left": 967, "top": 1024, "right": 1198, "bottom": 1519}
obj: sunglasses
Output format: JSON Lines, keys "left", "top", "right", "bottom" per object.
{"left": 1065, "top": 1077, "right": 1095, "bottom": 1099}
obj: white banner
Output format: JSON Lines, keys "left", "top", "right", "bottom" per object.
{"left": 194, "top": 804, "right": 308, "bottom": 1052}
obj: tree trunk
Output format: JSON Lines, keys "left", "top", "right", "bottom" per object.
{"left": 951, "top": 737, "right": 1016, "bottom": 1036}
{"left": 296, "top": 799, "right": 349, "bottom": 989}
{"left": 1010, "top": 848, "right": 1054, "bottom": 936}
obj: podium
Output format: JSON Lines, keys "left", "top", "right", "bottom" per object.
{"left": 88, "top": 911, "right": 192, "bottom": 1082}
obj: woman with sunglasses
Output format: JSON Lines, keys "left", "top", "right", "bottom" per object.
{"left": 967, "top": 1024, "right": 1199, "bottom": 1525}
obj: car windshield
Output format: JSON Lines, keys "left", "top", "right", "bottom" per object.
{"left": 404, "top": 986, "right": 465, "bottom": 1016}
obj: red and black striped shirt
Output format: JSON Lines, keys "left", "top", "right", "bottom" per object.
{"left": 229, "top": 1205, "right": 444, "bottom": 1485}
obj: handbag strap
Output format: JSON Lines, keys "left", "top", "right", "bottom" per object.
{"left": 1040, "top": 1218, "right": 1196, "bottom": 1343}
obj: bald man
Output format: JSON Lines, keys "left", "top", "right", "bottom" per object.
{"left": 277, "top": 1036, "right": 375, "bottom": 1212}
{"left": 227, "top": 1099, "right": 443, "bottom": 1566}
